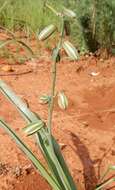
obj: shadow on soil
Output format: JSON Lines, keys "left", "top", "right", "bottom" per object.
{"left": 70, "top": 132, "right": 98, "bottom": 190}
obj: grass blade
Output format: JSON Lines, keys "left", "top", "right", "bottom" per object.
{"left": 16, "top": 40, "right": 34, "bottom": 56}
{"left": 0, "top": 1, "right": 8, "bottom": 14}
{"left": 0, "top": 39, "right": 34, "bottom": 56}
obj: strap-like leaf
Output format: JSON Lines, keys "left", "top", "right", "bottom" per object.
{"left": 52, "top": 137, "right": 77, "bottom": 190}
{"left": 0, "top": 39, "right": 34, "bottom": 56}
{"left": 0, "top": 80, "right": 38, "bottom": 123}
{"left": 0, "top": 119, "right": 61, "bottom": 190}
{"left": 0, "top": 80, "right": 77, "bottom": 190}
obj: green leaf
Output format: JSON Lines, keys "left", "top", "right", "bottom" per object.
{"left": 52, "top": 137, "right": 77, "bottom": 190}
{"left": 36, "top": 132, "right": 75, "bottom": 190}
{"left": 95, "top": 178, "right": 115, "bottom": 190}
{"left": 0, "top": 80, "right": 38, "bottom": 123}
{"left": 0, "top": 80, "right": 77, "bottom": 190}
{"left": 36, "top": 132, "right": 66, "bottom": 190}
{"left": 0, "top": 39, "right": 34, "bottom": 56}
{"left": 0, "top": 119, "right": 61, "bottom": 190}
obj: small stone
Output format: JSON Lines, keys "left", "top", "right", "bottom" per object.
{"left": 82, "top": 121, "right": 89, "bottom": 127}
{"left": 85, "top": 54, "right": 89, "bottom": 58}
{"left": 59, "top": 143, "right": 67, "bottom": 150}
{"left": 23, "top": 164, "right": 33, "bottom": 175}
{"left": 1, "top": 65, "right": 14, "bottom": 72}
{"left": 100, "top": 58, "right": 104, "bottom": 62}
{"left": 12, "top": 166, "right": 22, "bottom": 178}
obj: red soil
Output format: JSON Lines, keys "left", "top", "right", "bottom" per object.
{"left": 0, "top": 39, "right": 115, "bottom": 190}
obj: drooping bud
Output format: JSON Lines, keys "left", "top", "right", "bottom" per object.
{"left": 58, "top": 92, "right": 68, "bottom": 110}
{"left": 38, "top": 24, "right": 56, "bottom": 41}
{"left": 23, "top": 120, "right": 44, "bottom": 136}
{"left": 39, "top": 94, "right": 51, "bottom": 104}
{"left": 63, "top": 41, "right": 79, "bottom": 60}
{"left": 63, "top": 7, "right": 76, "bottom": 18}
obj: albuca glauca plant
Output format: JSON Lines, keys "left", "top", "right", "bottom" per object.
{"left": 0, "top": 2, "right": 114, "bottom": 190}
{"left": 0, "top": 3, "right": 78, "bottom": 190}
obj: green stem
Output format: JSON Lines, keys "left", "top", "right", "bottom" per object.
{"left": 48, "top": 17, "right": 64, "bottom": 136}
{"left": 38, "top": 8, "right": 73, "bottom": 188}
{"left": 48, "top": 62, "right": 56, "bottom": 134}
{"left": 95, "top": 178, "right": 115, "bottom": 190}
{"left": 46, "top": 17, "right": 73, "bottom": 189}
{"left": 45, "top": 3, "right": 60, "bottom": 16}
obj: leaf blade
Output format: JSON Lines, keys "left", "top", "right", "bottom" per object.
{"left": 0, "top": 119, "right": 61, "bottom": 190}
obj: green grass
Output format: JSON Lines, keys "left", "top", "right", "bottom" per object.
{"left": 0, "top": 0, "right": 63, "bottom": 56}
{"left": 0, "top": 0, "right": 63, "bottom": 33}
{"left": 0, "top": 0, "right": 114, "bottom": 52}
